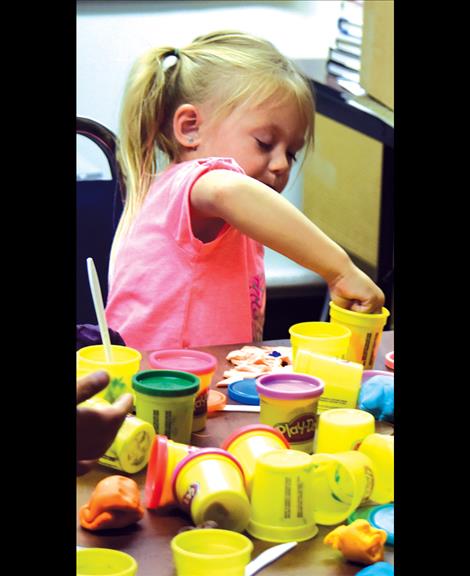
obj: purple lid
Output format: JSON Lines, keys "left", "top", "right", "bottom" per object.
{"left": 171, "top": 448, "right": 246, "bottom": 500}
{"left": 256, "top": 373, "right": 324, "bottom": 400}
{"left": 149, "top": 349, "right": 217, "bottom": 375}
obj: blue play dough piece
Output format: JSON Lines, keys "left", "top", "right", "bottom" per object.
{"left": 269, "top": 350, "right": 282, "bottom": 357}
{"left": 358, "top": 375, "right": 394, "bottom": 422}
{"left": 228, "top": 378, "right": 260, "bottom": 405}
{"left": 356, "top": 562, "right": 394, "bottom": 576}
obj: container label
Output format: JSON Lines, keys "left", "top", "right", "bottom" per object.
{"left": 275, "top": 412, "right": 316, "bottom": 443}
{"left": 194, "top": 389, "right": 208, "bottom": 416}
{"left": 181, "top": 482, "right": 199, "bottom": 511}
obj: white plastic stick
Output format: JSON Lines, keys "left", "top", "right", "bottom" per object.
{"left": 245, "top": 542, "right": 298, "bottom": 576}
{"left": 86, "top": 257, "right": 113, "bottom": 362}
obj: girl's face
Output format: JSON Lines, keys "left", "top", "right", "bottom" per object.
{"left": 195, "top": 96, "right": 307, "bottom": 193}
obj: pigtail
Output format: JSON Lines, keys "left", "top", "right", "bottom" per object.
{"left": 110, "top": 47, "right": 178, "bottom": 272}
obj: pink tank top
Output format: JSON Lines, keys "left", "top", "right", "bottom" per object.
{"left": 105, "top": 158, "right": 266, "bottom": 351}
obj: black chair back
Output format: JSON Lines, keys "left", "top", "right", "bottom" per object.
{"left": 76, "top": 117, "right": 124, "bottom": 324}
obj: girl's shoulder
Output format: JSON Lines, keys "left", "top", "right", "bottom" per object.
{"left": 161, "top": 157, "right": 245, "bottom": 180}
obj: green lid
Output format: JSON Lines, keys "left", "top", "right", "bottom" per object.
{"left": 132, "top": 369, "right": 200, "bottom": 397}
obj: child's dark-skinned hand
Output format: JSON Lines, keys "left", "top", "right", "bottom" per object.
{"left": 77, "top": 371, "right": 133, "bottom": 476}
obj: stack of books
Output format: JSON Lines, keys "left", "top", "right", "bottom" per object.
{"left": 326, "top": 0, "right": 365, "bottom": 95}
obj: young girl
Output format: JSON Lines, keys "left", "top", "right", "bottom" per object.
{"left": 105, "top": 30, "right": 384, "bottom": 351}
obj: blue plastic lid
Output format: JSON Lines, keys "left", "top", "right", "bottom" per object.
{"left": 371, "top": 504, "right": 394, "bottom": 546}
{"left": 228, "top": 378, "right": 260, "bottom": 405}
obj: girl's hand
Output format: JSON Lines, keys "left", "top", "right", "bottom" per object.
{"left": 76, "top": 371, "right": 133, "bottom": 475}
{"left": 328, "top": 264, "right": 385, "bottom": 314}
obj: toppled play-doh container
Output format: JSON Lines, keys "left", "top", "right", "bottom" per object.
{"left": 310, "top": 450, "right": 375, "bottom": 525}
{"left": 221, "top": 424, "right": 290, "bottom": 494}
{"left": 172, "top": 448, "right": 250, "bottom": 532}
{"left": 80, "top": 396, "right": 155, "bottom": 474}
{"left": 145, "top": 434, "right": 200, "bottom": 509}
{"left": 314, "top": 408, "right": 375, "bottom": 453}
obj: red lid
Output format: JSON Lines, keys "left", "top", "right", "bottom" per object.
{"left": 171, "top": 448, "right": 246, "bottom": 502}
{"left": 385, "top": 351, "right": 394, "bottom": 370}
{"left": 221, "top": 423, "right": 290, "bottom": 451}
{"left": 149, "top": 349, "right": 217, "bottom": 375}
{"left": 145, "top": 435, "right": 169, "bottom": 509}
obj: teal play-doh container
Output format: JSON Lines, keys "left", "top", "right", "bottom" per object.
{"left": 132, "top": 370, "right": 200, "bottom": 444}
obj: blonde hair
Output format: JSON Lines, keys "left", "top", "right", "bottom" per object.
{"left": 111, "top": 30, "right": 315, "bottom": 267}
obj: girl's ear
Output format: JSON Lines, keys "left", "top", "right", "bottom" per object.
{"left": 173, "top": 104, "right": 202, "bottom": 149}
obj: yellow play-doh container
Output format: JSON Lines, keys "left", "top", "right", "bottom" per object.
{"left": 294, "top": 349, "right": 364, "bottom": 413}
{"left": 311, "top": 450, "right": 376, "bottom": 525}
{"left": 76, "top": 344, "right": 142, "bottom": 403}
{"left": 77, "top": 547, "right": 138, "bottom": 576}
{"left": 221, "top": 424, "right": 290, "bottom": 495}
{"left": 172, "top": 448, "right": 250, "bottom": 532}
{"left": 256, "top": 373, "right": 324, "bottom": 453}
{"left": 358, "top": 433, "right": 394, "bottom": 503}
{"left": 80, "top": 396, "right": 155, "bottom": 473}
{"left": 132, "top": 370, "right": 199, "bottom": 444}
{"left": 145, "top": 434, "right": 200, "bottom": 509}
{"left": 314, "top": 408, "right": 375, "bottom": 453}
{"left": 171, "top": 528, "right": 253, "bottom": 576}
{"left": 329, "top": 302, "right": 390, "bottom": 369}
{"left": 289, "top": 321, "right": 351, "bottom": 362}
{"left": 247, "top": 449, "right": 318, "bottom": 542}
{"left": 149, "top": 349, "right": 217, "bottom": 432}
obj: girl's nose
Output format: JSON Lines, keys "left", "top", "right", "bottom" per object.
{"left": 269, "top": 150, "right": 290, "bottom": 175}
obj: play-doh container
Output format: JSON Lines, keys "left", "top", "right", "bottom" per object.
{"left": 76, "top": 344, "right": 142, "bottom": 402}
{"left": 221, "top": 424, "right": 290, "bottom": 494}
{"left": 289, "top": 321, "right": 351, "bottom": 362}
{"left": 311, "top": 450, "right": 376, "bottom": 525}
{"left": 171, "top": 528, "right": 253, "bottom": 576}
{"left": 145, "top": 434, "right": 200, "bottom": 509}
{"left": 247, "top": 449, "right": 318, "bottom": 542}
{"left": 172, "top": 448, "right": 250, "bottom": 532}
{"left": 358, "top": 433, "right": 394, "bottom": 503}
{"left": 329, "top": 302, "right": 390, "bottom": 369}
{"left": 80, "top": 396, "right": 155, "bottom": 474}
{"left": 314, "top": 408, "right": 375, "bottom": 453}
{"left": 132, "top": 369, "right": 199, "bottom": 443}
{"left": 77, "top": 547, "right": 138, "bottom": 576}
{"left": 256, "top": 373, "right": 324, "bottom": 453}
{"left": 149, "top": 349, "right": 217, "bottom": 432}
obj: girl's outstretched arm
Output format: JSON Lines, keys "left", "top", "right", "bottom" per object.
{"left": 191, "top": 170, "right": 384, "bottom": 313}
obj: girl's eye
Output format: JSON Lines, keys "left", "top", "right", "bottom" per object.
{"left": 255, "top": 138, "right": 272, "bottom": 151}
{"left": 288, "top": 151, "right": 297, "bottom": 163}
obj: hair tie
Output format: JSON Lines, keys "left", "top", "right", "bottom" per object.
{"left": 162, "top": 49, "right": 180, "bottom": 71}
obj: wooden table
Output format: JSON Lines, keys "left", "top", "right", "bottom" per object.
{"left": 77, "top": 332, "right": 394, "bottom": 575}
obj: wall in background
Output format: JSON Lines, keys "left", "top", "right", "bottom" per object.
{"left": 77, "top": 0, "right": 342, "bottom": 179}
